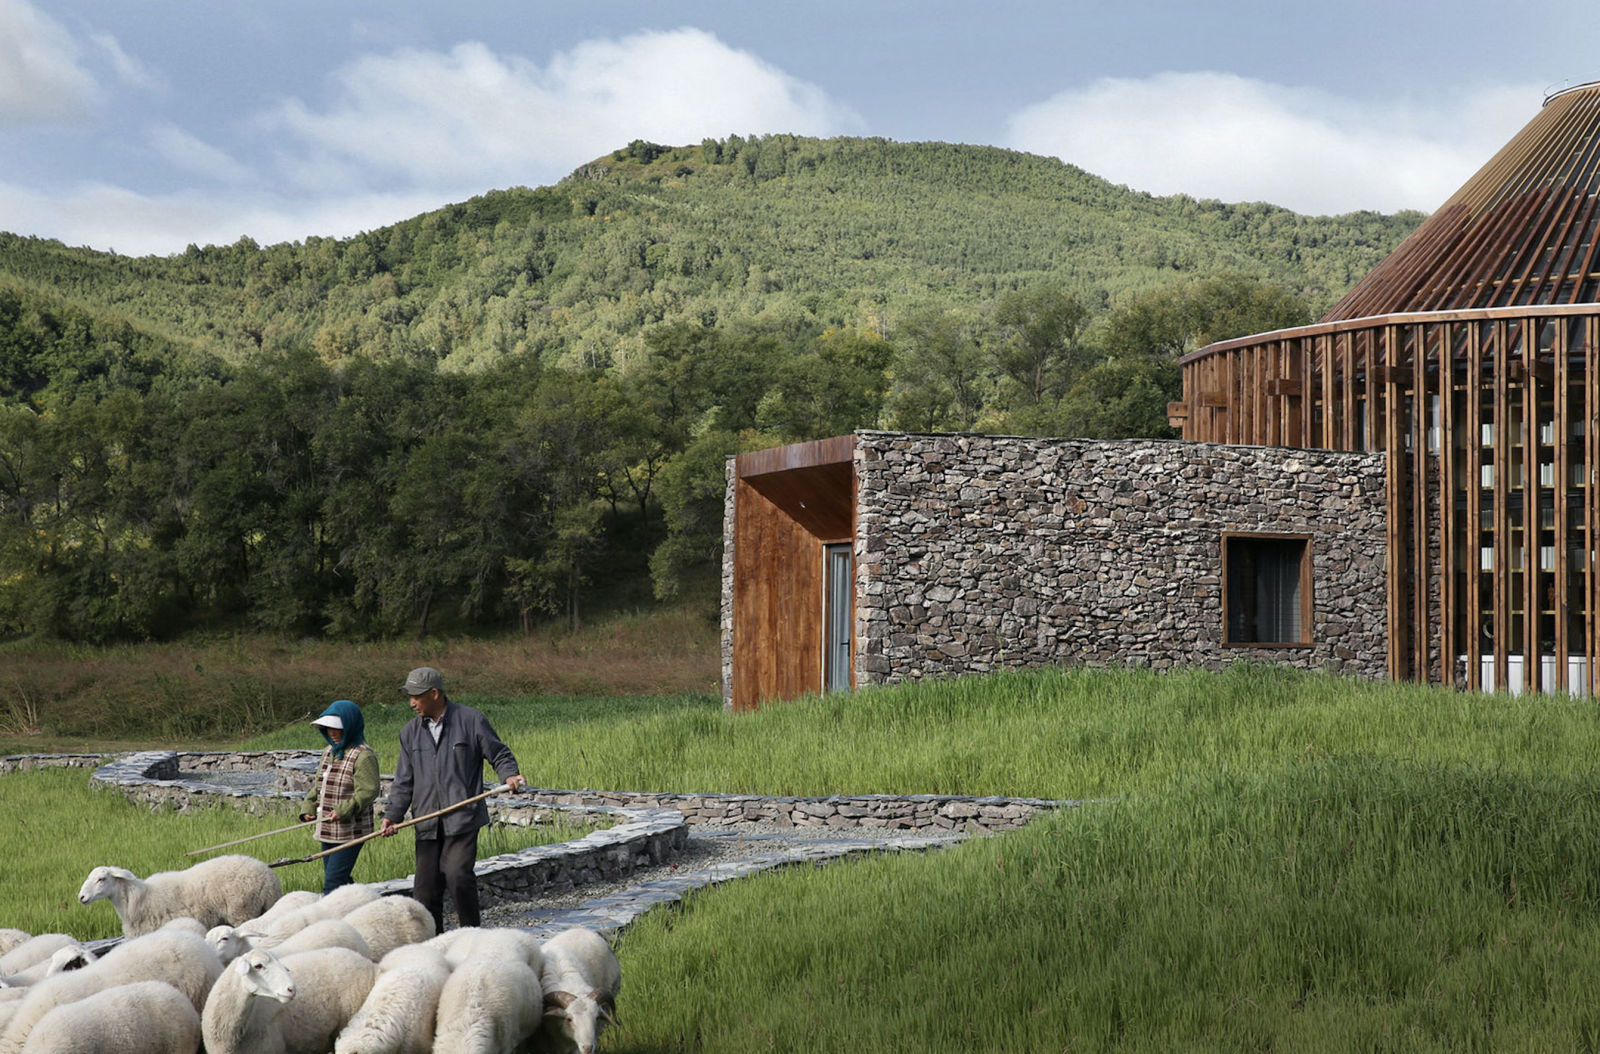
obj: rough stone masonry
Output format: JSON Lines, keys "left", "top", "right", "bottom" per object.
{"left": 850, "top": 432, "right": 1389, "bottom": 685}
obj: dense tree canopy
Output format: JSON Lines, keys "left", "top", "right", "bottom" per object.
{"left": 0, "top": 136, "right": 1420, "bottom": 642}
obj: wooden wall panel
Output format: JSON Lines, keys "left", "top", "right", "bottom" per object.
{"left": 731, "top": 479, "right": 825, "bottom": 712}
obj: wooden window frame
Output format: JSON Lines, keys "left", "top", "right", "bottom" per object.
{"left": 1221, "top": 532, "right": 1314, "bottom": 648}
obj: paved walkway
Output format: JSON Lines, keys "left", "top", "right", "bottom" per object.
{"left": 493, "top": 826, "right": 968, "bottom": 940}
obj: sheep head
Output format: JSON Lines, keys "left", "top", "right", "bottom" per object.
{"left": 77, "top": 865, "right": 137, "bottom": 905}
{"left": 234, "top": 950, "right": 295, "bottom": 1004}
{"left": 543, "top": 989, "right": 617, "bottom": 1054}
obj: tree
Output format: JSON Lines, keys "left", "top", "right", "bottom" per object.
{"left": 885, "top": 308, "right": 986, "bottom": 431}
{"left": 989, "top": 283, "right": 1090, "bottom": 407}
{"left": 754, "top": 327, "right": 891, "bottom": 441}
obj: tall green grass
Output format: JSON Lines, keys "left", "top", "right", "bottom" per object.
{"left": 238, "top": 664, "right": 1600, "bottom": 801}
{"left": 615, "top": 755, "right": 1600, "bottom": 1052}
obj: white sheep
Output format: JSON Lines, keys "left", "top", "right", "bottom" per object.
{"left": 339, "top": 896, "right": 434, "bottom": 962}
{"left": 208, "top": 918, "right": 372, "bottom": 965}
{"left": 534, "top": 928, "right": 622, "bottom": 1054}
{"left": 0, "top": 937, "right": 26, "bottom": 960}
{"left": 239, "top": 890, "right": 321, "bottom": 932}
{"left": 16, "top": 980, "right": 200, "bottom": 1054}
{"left": 0, "top": 938, "right": 76, "bottom": 981}
{"left": 77, "top": 855, "right": 281, "bottom": 937}
{"left": 333, "top": 944, "right": 451, "bottom": 1054}
{"left": 0, "top": 928, "right": 221, "bottom": 1054}
{"left": 0, "top": 947, "right": 92, "bottom": 988}
{"left": 431, "top": 957, "right": 543, "bottom": 1054}
{"left": 425, "top": 926, "right": 542, "bottom": 971}
{"left": 261, "top": 883, "right": 379, "bottom": 940}
{"left": 202, "top": 947, "right": 379, "bottom": 1054}
{"left": 157, "top": 917, "right": 208, "bottom": 938}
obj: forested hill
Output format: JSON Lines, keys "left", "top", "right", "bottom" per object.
{"left": 0, "top": 135, "right": 1424, "bottom": 645}
{"left": 0, "top": 136, "right": 1421, "bottom": 374}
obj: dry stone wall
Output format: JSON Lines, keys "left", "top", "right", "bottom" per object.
{"left": 852, "top": 432, "right": 1388, "bottom": 684}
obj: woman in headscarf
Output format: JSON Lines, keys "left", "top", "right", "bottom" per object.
{"left": 299, "top": 699, "right": 380, "bottom": 893}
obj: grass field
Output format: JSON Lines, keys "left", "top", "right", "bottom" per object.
{"left": 7, "top": 656, "right": 1600, "bottom": 1050}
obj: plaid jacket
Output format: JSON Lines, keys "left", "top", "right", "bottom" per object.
{"left": 305, "top": 743, "right": 378, "bottom": 844}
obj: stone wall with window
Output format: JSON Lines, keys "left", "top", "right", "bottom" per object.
{"left": 851, "top": 432, "right": 1389, "bottom": 685}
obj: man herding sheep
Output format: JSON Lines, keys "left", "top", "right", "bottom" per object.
{"left": 378, "top": 667, "right": 526, "bottom": 935}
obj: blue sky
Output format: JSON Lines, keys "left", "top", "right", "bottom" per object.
{"left": 1, "top": 0, "right": 1594, "bottom": 256}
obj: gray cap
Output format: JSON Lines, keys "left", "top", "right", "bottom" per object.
{"left": 401, "top": 667, "right": 444, "bottom": 696}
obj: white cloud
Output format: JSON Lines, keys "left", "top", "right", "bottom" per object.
{"left": 0, "top": 0, "right": 100, "bottom": 124}
{"left": 89, "top": 30, "right": 162, "bottom": 93}
{"left": 149, "top": 125, "right": 254, "bottom": 185}
{"left": 1005, "top": 71, "right": 1539, "bottom": 215}
{"left": 0, "top": 179, "right": 447, "bottom": 257}
{"left": 264, "top": 28, "right": 863, "bottom": 192}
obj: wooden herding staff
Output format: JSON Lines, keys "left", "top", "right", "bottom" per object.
{"left": 267, "top": 783, "right": 512, "bottom": 869}
{"left": 186, "top": 818, "right": 318, "bottom": 856}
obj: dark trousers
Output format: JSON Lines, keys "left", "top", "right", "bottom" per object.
{"left": 319, "top": 841, "right": 363, "bottom": 894}
{"left": 413, "top": 828, "right": 481, "bottom": 933}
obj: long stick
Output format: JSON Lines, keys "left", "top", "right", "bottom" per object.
{"left": 267, "top": 784, "right": 511, "bottom": 869}
{"left": 187, "top": 819, "right": 318, "bottom": 856}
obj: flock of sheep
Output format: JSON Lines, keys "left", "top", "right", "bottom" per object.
{"left": 0, "top": 854, "right": 621, "bottom": 1054}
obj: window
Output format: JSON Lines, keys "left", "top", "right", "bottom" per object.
{"left": 1223, "top": 534, "right": 1311, "bottom": 645}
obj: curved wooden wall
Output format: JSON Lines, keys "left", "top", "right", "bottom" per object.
{"left": 1175, "top": 304, "right": 1600, "bottom": 694}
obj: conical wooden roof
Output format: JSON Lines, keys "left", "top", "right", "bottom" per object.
{"left": 1322, "top": 81, "right": 1600, "bottom": 321}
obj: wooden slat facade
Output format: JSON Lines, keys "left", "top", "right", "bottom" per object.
{"left": 1177, "top": 303, "right": 1600, "bottom": 693}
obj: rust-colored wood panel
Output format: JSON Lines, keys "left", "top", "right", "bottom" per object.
{"left": 731, "top": 479, "right": 824, "bottom": 712}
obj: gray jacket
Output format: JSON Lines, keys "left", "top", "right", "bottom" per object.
{"left": 384, "top": 699, "right": 521, "bottom": 838}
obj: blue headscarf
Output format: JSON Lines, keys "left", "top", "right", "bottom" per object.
{"left": 314, "top": 699, "right": 366, "bottom": 760}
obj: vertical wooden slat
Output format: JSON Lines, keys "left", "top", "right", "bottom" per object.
{"left": 1466, "top": 322, "right": 1484, "bottom": 691}
{"left": 1413, "top": 323, "right": 1431, "bottom": 681}
{"left": 1523, "top": 321, "right": 1542, "bottom": 692}
{"left": 1440, "top": 324, "right": 1458, "bottom": 687}
{"left": 1554, "top": 318, "right": 1570, "bottom": 694}
{"left": 1493, "top": 321, "right": 1511, "bottom": 693}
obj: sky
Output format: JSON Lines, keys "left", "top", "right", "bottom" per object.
{"left": 1, "top": 0, "right": 1595, "bottom": 258}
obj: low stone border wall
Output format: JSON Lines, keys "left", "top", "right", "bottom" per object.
{"left": 530, "top": 787, "right": 1064, "bottom": 833}
{"left": 0, "top": 753, "right": 112, "bottom": 774}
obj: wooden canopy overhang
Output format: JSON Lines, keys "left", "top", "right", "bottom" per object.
{"left": 729, "top": 435, "right": 856, "bottom": 711}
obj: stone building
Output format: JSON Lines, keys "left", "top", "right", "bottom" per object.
{"left": 721, "top": 430, "right": 1387, "bottom": 711}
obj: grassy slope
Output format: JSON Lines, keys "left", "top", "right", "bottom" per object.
{"left": 9, "top": 661, "right": 1600, "bottom": 1049}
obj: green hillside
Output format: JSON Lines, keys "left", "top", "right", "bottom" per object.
{"left": 0, "top": 136, "right": 1419, "bottom": 372}
{"left": 0, "top": 136, "right": 1422, "bottom": 644}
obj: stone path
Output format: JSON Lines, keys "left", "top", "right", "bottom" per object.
{"left": 484, "top": 826, "right": 969, "bottom": 940}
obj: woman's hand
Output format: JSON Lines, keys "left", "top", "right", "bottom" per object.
{"left": 299, "top": 812, "right": 315, "bottom": 822}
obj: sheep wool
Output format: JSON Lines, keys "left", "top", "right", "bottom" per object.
{"left": 17, "top": 980, "right": 200, "bottom": 1054}
{"left": 0, "top": 947, "right": 91, "bottom": 988}
{"left": 211, "top": 918, "right": 372, "bottom": 965}
{"left": 76, "top": 855, "right": 281, "bottom": 937}
{"left": 239, "top": 890, "right": 321, "bottom": 933}
{"left": 0, "top": 938, "right": 77, "bottom": 981}
{"left": 426, "top": 927, "right": 542, "bottom": 971}
{"left": 0, "top": 937, "right": 26, "bottom": 962}
{"left": 0, "top": 929, "right": 220, "bottom": 1054}
{"left": 339, "top": 896, "right": 434, "bottom": 962}
{"left": 261, "top": 883, "right": 379, "bottom": 940}
{"left": 431, "top": 957, "right": 543, "bottom": 1054}
{"left": 333, "top": 946, "right": 451, "bottom": 1054}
